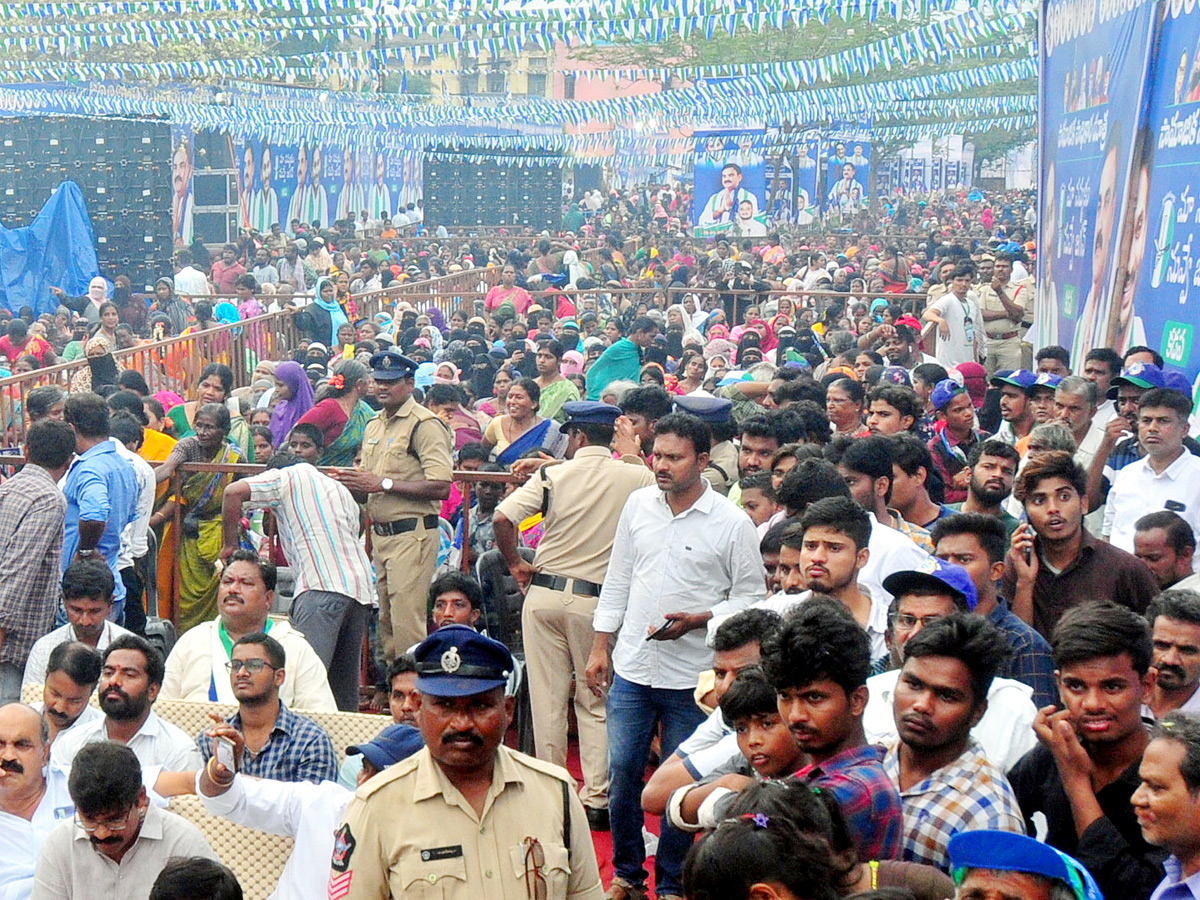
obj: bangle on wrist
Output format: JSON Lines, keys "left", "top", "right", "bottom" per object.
{"left": 206, "top": 757, "right": 233, "bottom": 786}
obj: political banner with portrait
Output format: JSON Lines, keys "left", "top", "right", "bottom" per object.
{"left": 1034, "top": 0, "right": 1157, "bottom": 366}
{"left": 170, "top": 125, "right": 196, "bottom": 247}
{"left": 1123, "top": 0, "right": 1200, "bottom": 382}
{"left": 692, "top": 129, "right": 768, "bottom": 237}
{"left": 823, "top": 124, "right": 871, "bottom": 214}
{"left": 235, "top": 139, "right": 422, "bottom": 234}
{"left": 763, "top": 131, "right": 820, "bottom": 228}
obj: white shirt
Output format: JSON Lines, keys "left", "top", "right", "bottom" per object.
{"left": 244, "top": 465, "right": 375, "bottom": 605}
{"left": 862, "top": 513, "right": 936, "bottom": 608}
{"left": 1073, "top": 421, "right": 1107, "bottom": 472}
{"left": 864, "top": 669, "right": 1038, "bottom": 772}
{"left": 929, "top": 291, "right": 983, "bottom": 369}
{"left": 1094, "top": 398, "right": 1117, "bottom": 428}
{"left": 594, "top": 483, "right": 766, "bottom": 690}
{"left": 0, "top": 763, "right": 74, "bottom": 900}
{"left": 23, "top": 621, "right": 132, "bottom": 689}
{"left": 160, "top": 619, "right": 336, "bottom": 710}
{"left": 30, "top": 702, "right": 103, "bottom": 747}
{"left": 111, "top": 439, "right": 155, "bottom": 570}
{"left": 1104, "top": 450, "right": 1200, "bottom": 571}
{"left": 675, "top": 708, "right": 735, "bottom": 777}
{"left": 172, "top": 266, "right": 210, "bottom": 297}
{"left": 51, "top": 709, "right": 203, "bottom": 771}
{"left": 197, "top": 772, "right": 351, "bottom": 900}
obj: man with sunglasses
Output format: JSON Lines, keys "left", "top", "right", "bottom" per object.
{"left": 329, "top": 626, "right": 604, "bottom": 900}
{"left": 194, "top": 633, "right": 336, "bottom": 784}
{"left": 31, "top": 741, "right": 215, "bottom": 900}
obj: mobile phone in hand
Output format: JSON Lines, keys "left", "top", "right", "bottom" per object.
{"left": 646, "top": 621, "right": 673, "bottom": 641}
{"left": 215, "top": 736, "right": 236, "bottom": 773}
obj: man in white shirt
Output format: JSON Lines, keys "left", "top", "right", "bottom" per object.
{"left": 171, "top": 249, "right": 210, "bottom": 299}
{"left": 922, "top": 262, "right": 984, "bottom": 369}
{"left": 1134, "top": 512, "right": 1200, "bottom": 592}
{"left": 33, "top": 643, "right": 103, "bottom": 746}
{"left": 1105, "top": 389, "right": 1200, "bottom": 559}
{"left": 586, "top": 412, "right": 764, "bottom": 900}
{"left": 32, "top": 741, "right": 214, "bottom": 900}
{"left": 1055, "top": 376, "right": 1106, "bottom": 470}
{"left": 23, "top": 561, "right": 131, "bottom": 689}
{"left": 862, "top": 561, "right": 1037, "bottom": 771}
{"left": 0, "top": 703, "right": 75, "bottom": 900}
{"left": 51, "top": 635, "right": 203, "bottom": 771}
{"left": 193, "top": 722, "right": 421, "bottom": 900}
{"left": 220, "top": 450, "right": 374, "bottom": 712}
{"left": 161, "top": 551, "right": 335, "bottom": 710}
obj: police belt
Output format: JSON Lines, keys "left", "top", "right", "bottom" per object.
{"left": 531, "top": 572, "right": 603, "bottom": 597}
{"left": 372, "top": 514, "right": 439, "bottom": 536}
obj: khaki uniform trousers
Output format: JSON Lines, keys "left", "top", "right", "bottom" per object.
{"left": 985, "top": 335, "right": 1023, "bottom": 374}
{"left": 373, "top": 524, "right": 439, "bottom": 662}
{"left": 521, "top": 581, "right": 609, "bottom": 808}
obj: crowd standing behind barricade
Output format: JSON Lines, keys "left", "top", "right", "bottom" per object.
{"left": 6, "top": 184, "right": 1200, "bottom": 900}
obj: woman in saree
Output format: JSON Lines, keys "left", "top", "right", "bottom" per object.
{"left": 152, "top": 402, "right": 245, "bottom": 631}
{"left": 532, "top": 338, "right": 579, "bottom": 423}
{"left": 166, "top": 362, "right": 251, "bottom": 457}
{"left": 480, "top": 376, "right": 566, "bottom": 463}
{"left": 296, "top": 359, "right": 375, "bottom": 466}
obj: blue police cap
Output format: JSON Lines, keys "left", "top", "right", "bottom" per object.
{"left": 346, "top": 723, "right": 424, "bottom": 771}
{"left": 562, "top": 401, "right": 622, "bottom": 427}
{"left": 948, "top": 831, "right": 1102, "bottom": 900}
{"left": 414, "top": 625, "right": 514, "bottom": 697}
{"left": 370, "top": 349, "right": 419, "bottom": 381}
{"left": 882, "top": 557, "right": 978, "bottom": 610}
{"left": 673, "top": 394, "right": 733, "bottom": 424}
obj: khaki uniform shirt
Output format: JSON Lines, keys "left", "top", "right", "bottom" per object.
{"left": 495, "top": 446, "right": 654, "bottom": 584}
{"left": 704, "top": 440, "right": 739, "bottom": 495}
{"left": 330, "top": 745, "right": 603, "bottom": 900}
{"left": 360, "top": 395, "right": 454, "bottom": 522}
{"left": 977, "top": 283, "right": 1033, "bottom": 338}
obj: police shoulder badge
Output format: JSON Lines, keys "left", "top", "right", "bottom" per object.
{"left": 331, "top": 823, "right": 357, "bottom": 872}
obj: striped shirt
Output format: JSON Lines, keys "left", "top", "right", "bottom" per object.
{"left": 884, "top": 739, "right": 1025, "bottom": 872}
{"left": 244, "top": 464, "right": 375, "bottom": 606}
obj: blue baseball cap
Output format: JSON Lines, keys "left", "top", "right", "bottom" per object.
{"left": 1030, "top": 372, "right": 1063, "bottom": 394}
{"left": 930, "top": 378, "right": 969, "bottom": 411}
{"left": 562, "top": 401, "right": 622, "bottom": 427}
{"left": 674, "top": 394, "right": 733, "bottom": 424}
{"left": 1110, "top": 362, "right": 1165, "bottom": 395}
{"left": 370, "top": 349, "right": 419, "bottom": 381}
{"left": 949, "top": 831, "right": 1102, "bottom": 900}
{"left": 414, "top": 625, "right": 514, "bottom": 697}
{"left": 882, "top": 557, "right": 978, "bottom": 610}
{"left": 1165, "top": 371, "right": 1194, "bottom": 399}
{"left": 989, "top": 368, "right": 1037, "bottom": 390}
{"left": 347, "top": 724, "right": 424, "bottom": 771}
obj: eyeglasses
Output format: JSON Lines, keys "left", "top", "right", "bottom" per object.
{"left": 523, "top": 837, "right": 546, "bottom": 900}
{"left": 890, "top": 613, "right": 944, "bottom": 631}
{"left": 76, "top": 804, "right": 137, "bottom": 835}
{"left": 224, "top": 659, "right": 278, "bottom": 674}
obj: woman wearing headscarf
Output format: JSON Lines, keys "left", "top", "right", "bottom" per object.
{"left": 665, "top": 304, "right": 704, "bottom": 349}
{"left": 297, "top": 277, "right": 349, "bottom": 349}
{"left": 296, "top": 359, "right": 375, "bottom": 466}
{"left": 152, "top": 277, "right": 192, "bottom": 335}
{"left": 269, "top": 360, "right": 316, "bottom": 447}
{"left": 56, "top": 275, "right": 109, "bottom": 325}
{"left": 69, "top": 336, "right": 124, "bottom": 393}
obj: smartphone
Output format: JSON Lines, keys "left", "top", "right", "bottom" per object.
{"left": 214, "top": 736, "right": 236, "bottom": 773}
{"left": 646, "top": 621, "right": 673, "bottom": 642}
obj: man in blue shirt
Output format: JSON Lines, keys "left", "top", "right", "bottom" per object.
{"left": 62, "top": 393, "right": 139, "bottom": 623}
{"left": 1136, "top": 712, "right": 1200, "bottom": 900}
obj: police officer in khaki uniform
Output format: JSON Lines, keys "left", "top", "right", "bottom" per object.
{"left": 676, "top": 395, "right": 738, "bottom": 495}
{"left": 493, "top": 402, "right": 654, "bottom": 831}
{"left": 329, "top": 625, "right": 604, "bottom": 900}
{"left": 331, "top": 350, "right": 453, "bottom": 667}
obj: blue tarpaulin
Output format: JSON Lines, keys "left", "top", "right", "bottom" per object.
{"left": 0, "top": 181, "right": 99, "bottom": 315}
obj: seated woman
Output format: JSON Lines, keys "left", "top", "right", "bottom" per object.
{"left": 295, "top": 359, "right": 374, "bottom": 467}
{"left": 480, "top": 377, "right": 566, "bottom": 464}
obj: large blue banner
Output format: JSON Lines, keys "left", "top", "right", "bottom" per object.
{"left": 1035, "top": 0, "right": 1157, "bottom": 365}
{"left": 823, "top": 123, "right": 872, "bottom": 215}
{"left": 1128, "top": 0, "right": 1200, "bottom": 382}
{"left": 764, "top": 131, "right": 819, "bottom": 228}
{"left": 692, "top": 129, "right": 768, "bottom": 236}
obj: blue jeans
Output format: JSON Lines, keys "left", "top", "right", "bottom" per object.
{"left": 607, "top": 673, "right": 707, "bottom": 896}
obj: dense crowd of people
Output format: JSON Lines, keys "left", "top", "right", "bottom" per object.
{"left": 3, "top": 184, "right": 1200, "bottom": 900}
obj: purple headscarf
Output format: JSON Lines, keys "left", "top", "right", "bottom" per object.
{"left": 269, "top": 360, "right": 315, "bottom": 446}
{"left": 425, "top": 306, "right": 446, "bottom": 333}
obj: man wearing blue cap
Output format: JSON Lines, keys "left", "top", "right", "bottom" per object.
{"left": 990, "top": 369, "right": 1037, "bottom": 448}
{"left": 331, "top": 349, "right": 453, "bottom": 680}
{"left": 493, "top": 401, "right": 653, "bottom": 831}
{"left": 948, "top": 829, "right": 1102, "bottom": 900}
{"left": 928, "top": 379, "right": 987, "bottom": 504}
{"left": 674, "top": 394, "right": 738, "bottom": 496}
{"left": 196, "top": 719, "right": 423, "bottom": 900}
{"left": 330, "top": 626, "right": 603, "bottom": 900}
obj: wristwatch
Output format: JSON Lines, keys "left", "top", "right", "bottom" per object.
{"left": 380, "top": 478, "right": 394, "bottom": 493}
